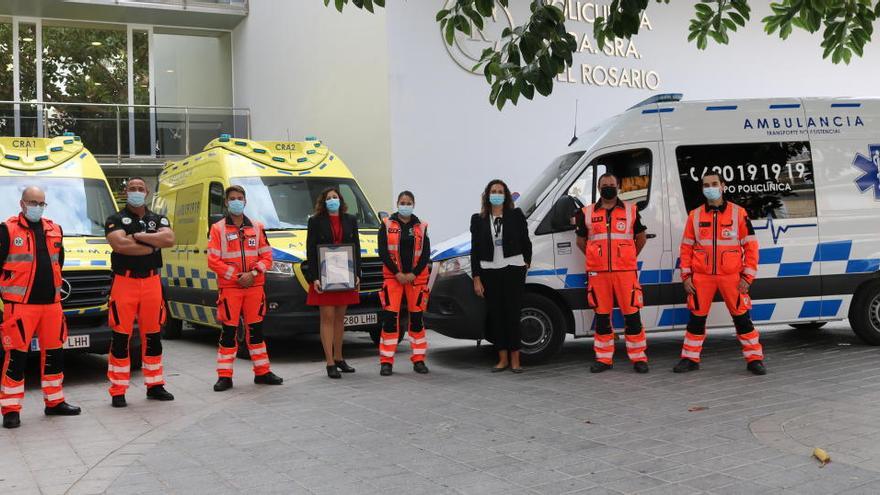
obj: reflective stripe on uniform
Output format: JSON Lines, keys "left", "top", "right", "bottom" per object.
{"left": 144, "top": 375, "right": 163, "bottom": 384}
{"left": 0, "top": 286, "right": 27, "bottom": 296}
{"left": 588, "top": 233, "right": 632, "bottom": 241}
{"left": 743, "top": 350, "right": 763, "bottom": 358}
{"left": 692, "top": 210, "right": 701, "bottom": 244}
{"left": 410, "top": 337, "right": 428, "bottom": 345}
{"left": 738, "top": 336, "right": 760, "bottom": 345}
{"left": 681, "top": 350, "right": 701, "bottom": 359}
{"left": 741, "top": 235, "right": 757, "bottom": 245}
{"left": 252, "top": 358, "right": 269, "bottom": 367}
{"left": 5, "top": 253, "right": 34, "bottom": 262}
{"left": 1, "top": 384, "right": 25, "bottom": 395}
{"left": 683, "top": 338, "right": 703, "bottom": 347}
{"left": 44, "top": 391, "right": 64, "bottom": 402}
{"left": 207, "top": 248, "right": 222, "bottom": 256}
{"left": 41, "top": 378, "right": 63, "bottom": 388}
{"left": 142, "top": 362, "right": 162, "bottom": 371}
{"left": 108, "top": 365, "right": 130, "bottom": 373}
{"left": 0, "top": 398, "right": 21, "bottom": 406}
{"left": 381, "top": 339, "right": 398, "bottom": 346}
{"left": 743, "top": 267, "right": 757, "bottom": 276}
{"left": 109, "top": 379, "right": 129, "bottom": 386}
{"left": 379, "top": 350, "right": 395, "bottom": 357}
{"left": 681, "top": 238, "right": 695, "bottom": 246}
{"left": 217, "top": 362, "right": 233, "bottom": 369}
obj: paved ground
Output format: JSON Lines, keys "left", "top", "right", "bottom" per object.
{"left": 2, "top": 322, "right": 880, "bottom": 494}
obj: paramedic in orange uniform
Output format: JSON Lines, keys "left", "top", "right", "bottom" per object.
{"left": 1, "top": 186, "right": 81, "bottom": 429}
{"left": 674, "top": 171, "right": 766, "bottom": 375}
{"left": 207, "top": 185, "right": 283, "bottom": 391}
{"left": 377, "top": 191, "right": 431, "bottom": 376}
{"left": 575, "top": 173, "right": 649, "bottom": 374}
{"left": 104, "top": 177, "right": 176, "bottom": 407}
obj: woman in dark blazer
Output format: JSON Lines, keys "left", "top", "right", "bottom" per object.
{"left": 470, "top": 179, "right": 532, "bottom": 373}
{"left": 306, "top": 186, "right": 361, "bottom": 379}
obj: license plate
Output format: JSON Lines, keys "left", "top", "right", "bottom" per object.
{"left": 65, "top": 335, "right": 90, "bottom": 349}
{"left": 344, "top": 313, "right": 377, "bottom": 327}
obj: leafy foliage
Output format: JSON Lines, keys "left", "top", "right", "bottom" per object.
{"left": 325, "top": 0, "right": 880, "bottom": 109}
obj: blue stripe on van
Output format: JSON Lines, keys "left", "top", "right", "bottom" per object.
{"left": 658, "top": 308, "right": 690, "bottom": 327}
{"left": 299, "top": 171, "right": 311, "bottom": 175}
{"left": 846, "top": 259, "right": 880, "bottom": 273}
{"left": 799, "top": 299, "right": 842, "bottom": 319}
{"left": 831, "top": 103, "right": 861, "bottom": 108}
{"left": 706, "top": 105, "right": 737, "bottom": 111}
{"left": 751, "top": 303, "right": 776, "bottom": 322}
{"left": 769, "top": 104, "right": 801, "bottom": 109}
{"left": 642, "top": 108, "right": 674, "bottom": 114}
{"left": 277, "top": 170, "right": 292, "bottom": 175}
{"left": 813, "top": 240, "right": 852, "bottom": 262}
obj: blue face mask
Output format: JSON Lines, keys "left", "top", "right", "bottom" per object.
{"left": 127, "top": 191, "right": 146, "bottom": 207}
{"left": 24, "top": 205, "right": 44, "bottom": 223}
{"left": 398, "top": 205, "right": 414, "bottom": 217}
{"left": 326, "top": 198, "right": 341, "bottom": 213}
{"left": 227, "top": 199, "right": 245, "bottom": 215}
{"left": 489, "top": 193, "right": 505, "bottom": 206}
{"left": 702, "top": 187, "right": 723, "bottom": 201}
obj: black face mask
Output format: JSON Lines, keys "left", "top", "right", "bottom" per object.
{"left": 600, "top": 186, "right": 618, "bottom": 200}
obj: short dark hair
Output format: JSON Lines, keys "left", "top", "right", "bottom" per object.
{"left": 597, "top": 173, "right": 619, "bottom": 185}
{"left": 702, "top": 171, "right": 724, "bottom": 183}
{"left": 225, "top": 185, "right": 246, "bottom": 199}
{"left": 397, "top": 190, "right": 415, "bottom": 203}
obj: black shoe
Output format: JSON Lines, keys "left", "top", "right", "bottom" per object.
{"left": 413, "top": 361, "right": 429, "bottom": 374}
{"left": 146, "top": 385, "right": 175, "bottom": 401}
{"left": 327, "top": 365, "right": 342, "bottom": 379}
{"left": 590, "top": 361, "right": 613, "bottom": 373}
{"left": 2, "top": 412, "right": 20, "bottom": 429}
{"left": 380, "top": 363, "right": 393, "bottom": 376}
{"left": 490, "top": 365, "right": 508, "bottom": 373}
{"left": 633, "top": 361, "right": 650, "bottom": 374}
{"left": 254, "top": 371, "right": 283, "bottom": 385}
{"left": 747, "top": 360, "right": 767, "bottom": 376}
{"left": 214, "top": 377, "right": 233, "bottom": 392}
{"left": 44, "top": 402, "right": 81, "bottom": 416}
{"left": 111, "top": 395, "right": 127, "bottom": 408}
{"left": 673, "top": 358, "right": 700, "bottom": 373}
{"left": 335, "top": 360, "right": 356, "bottom": 373}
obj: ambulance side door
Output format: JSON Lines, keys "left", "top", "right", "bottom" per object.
{"left": 187, "top": 180, "right": 226, "bottom": 326}
{"left": 549, "top": 143, "right": 668, "bottom": 335}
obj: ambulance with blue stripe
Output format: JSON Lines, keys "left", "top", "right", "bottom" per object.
{"left": 0, "top": 135, "right": 121, "bottom": 362}
{"left": 156, "top": 135, "right": 384, "bottom": 343}
{"left": 427, "top": 95, "right": 880, "bottom": 362}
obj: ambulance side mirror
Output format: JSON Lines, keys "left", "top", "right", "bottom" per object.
{"left": 550, "top": 196, "right": 580, "bottom": 231}
{"left": 208, "top": 213, "right": 224, "bottom": 236}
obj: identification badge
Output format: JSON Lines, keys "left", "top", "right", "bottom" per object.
{"left": 226, "top": 233, "right": 238, "bottom": 241}
{"left": 494, "top": 238, "right": 503, "bottom": 247}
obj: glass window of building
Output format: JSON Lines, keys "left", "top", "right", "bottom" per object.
{"left": 0, "top": 19, "right": 13, "bottom": 135}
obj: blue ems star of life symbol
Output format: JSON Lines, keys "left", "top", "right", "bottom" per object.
{"left": 853, "top": 145, "right": 880, "bottom": 200}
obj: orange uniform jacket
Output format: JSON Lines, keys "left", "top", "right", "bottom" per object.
{"left": 381, "top": 217, "right": 429, "bottom": 284}
{"left": 207, "top": 216, "right": 273, "bottom": 288}
{"left": 0, "top": 214, "right": 63, "bottom": 303}
{"left": 680, "top": 201, "right": 759, "bottom": 283}
{"left": 581, "top": 201, "right": 640, "bottom": 272}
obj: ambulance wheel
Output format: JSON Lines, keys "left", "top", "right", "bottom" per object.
{"left": 162, "top": 316, "right": 183, "bottom": 340}
{"left": 850, "top": 280, "right": 880, "bottom": 345}
{"left": 789, "top": 322, "right": 827, "bottom": 330}
{"left": 519, "top": 292, "right": 566, "bottom": 364}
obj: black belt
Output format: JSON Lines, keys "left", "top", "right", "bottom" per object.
{"left": 113, "top": 268, "right": 158, "bottom": 279}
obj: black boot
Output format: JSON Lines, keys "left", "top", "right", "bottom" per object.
{"left": 214, "top": 377, "right": 233, "bottom": 392}
{"left": 747, "top": 360, "right": 767, "bottom": 376}
{"left": 254, "top": 371, "right": 283, "bottom": 385}
{"left": 380, "top": 363, "right": 393, "bottom": 376}
{"left": 590, "top": 361, "right": 613, "bottom": 373}
{"left": 45, "top": 402, "right": 82, "bottom": 416}
{"left": 326, "top": 364, "right": 341, "bottom": 379}
{"left": 2, "top": 412, "right": 20, "bottom": 429}
{"left": 633, "top": 361, "right": 650, "bottom": 374}
{"left": 413, "top": 361, "right": 429, "bottom": 374}
{"left": 673, "top": 358, "right": 700, "bottom": 373}
{"left": 111, "top": 395, "right": 127, "bottom": 408}
{"left": 146, "top": 385, "right": 175, "bottom": 401}
{"left": 335, "top": 360, "right": 355, "bottom": 373}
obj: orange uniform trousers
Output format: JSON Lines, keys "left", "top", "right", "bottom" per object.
{"left": 587, "top": 271, "right": 647, "bottom": 365}
{"left": 107, "top": 274, "right": 166, "bottom": 397}
{"left": 215, "top": 285, "right": 271, "bottom": 378}
{"left": 681, "top": 272, "right": 763, "bottom": 363}
{"left": 378, "top": 277, "right": 428, "bottom": 364}
{"left": 0, "top": 302, "right": 66, "bottom": 414}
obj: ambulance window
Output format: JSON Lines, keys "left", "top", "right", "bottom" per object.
{"left": 208, "top": 182, "right": 225, "bottom": 221}
{"left": 520, "top": 151, "right": 585, "bottom": 216}
{"left": 675, "top": 142, "right": 817, "bottom": 219}
{"left": 567, "top": 165, "right": 595, "bottom": 206}
{"left": 588, "top": 149, "right": 653, "bottom": 209}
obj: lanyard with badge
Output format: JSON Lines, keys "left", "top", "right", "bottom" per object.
{"left": 493, "top": 216, "right": 503, "bottom": 246}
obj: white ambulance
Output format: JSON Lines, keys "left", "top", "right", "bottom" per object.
{"left": 426, "top": 94, "right": 880, "bottom": 362}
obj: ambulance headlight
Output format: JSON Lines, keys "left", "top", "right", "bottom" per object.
{"left": 436, "top": 256, "right": 471, "bottom": 279}
{"left": 268, "top": 260, "right": 295, "bottom": 276}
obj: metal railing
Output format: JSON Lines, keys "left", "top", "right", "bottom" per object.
{"left": 62, "top": 0, "right": 249, "bottom": 14}
{"left": 0, "top": 101, "right": 251, "bottom": 164}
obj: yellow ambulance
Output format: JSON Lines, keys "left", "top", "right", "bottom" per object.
{"left": 0, "top": 135, "right": 130, "bottom": 364}
{"left": 155, "top": 135, "right": 384, "bottom": 344}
